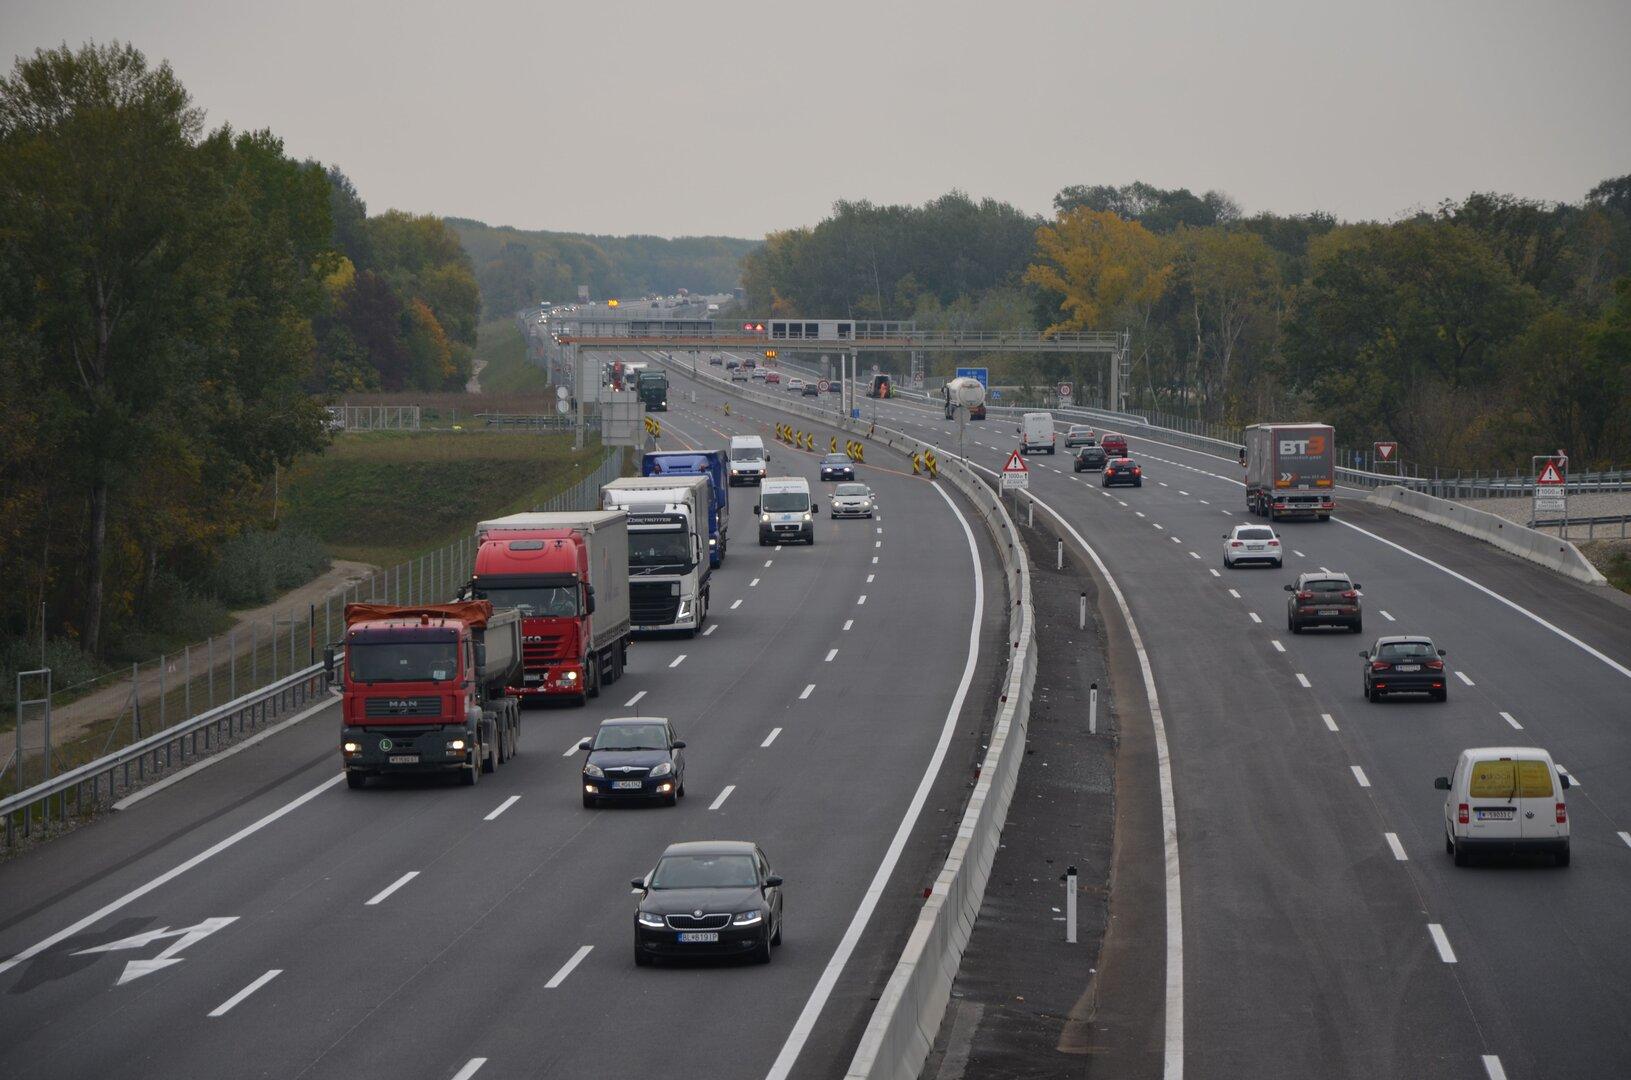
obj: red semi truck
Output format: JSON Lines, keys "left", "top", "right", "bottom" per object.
{"left": 1243, "top": 422, "right": 1336, "bottom": 521}
{"left": 471, "top": 511, "right": 632, "bottom": 704}
{"left": 330, "top": 601, "right": 521, "bottom": 789}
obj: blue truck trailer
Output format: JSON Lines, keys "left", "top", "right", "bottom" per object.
{"left": 643, "top": 450, "right": 729, "bottom": 567}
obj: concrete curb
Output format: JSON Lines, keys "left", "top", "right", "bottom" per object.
{"left": 1366, "top": 485, "right": 1608, "bottom": 587}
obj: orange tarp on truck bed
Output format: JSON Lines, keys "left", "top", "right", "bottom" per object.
{"left": 344, "top": 601, "right": 495, "bottom": 629}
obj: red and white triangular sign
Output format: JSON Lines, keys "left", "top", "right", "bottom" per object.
{"left": 1537, "top": 461, "right": 1565, "bottom": 485}
{"left": 1376, "top": 442, "right": 1396, "bottom": 461}
{"left": 1003, "top": 449, "right": 1029, "bottom": 473}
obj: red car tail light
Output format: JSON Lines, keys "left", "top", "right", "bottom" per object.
{"left": 1229, "top": 541, "right": 1243, "bottom": 548}
{"left": 1297, "top": 590, "right": 1313, "bottom": 601}
{"left": 1425, "top": 659, "right": 1444, "bottom": 671}
{"left": 1556, "top": 802, "right": 1568, "bottom": 824}
{"left": 1371, "top": 661, "right": 1392, "bottom": 671}
{"left": 1132, "top": 467, "right": 1142, "bottom": 476}
{"left": 1267, "top": 540, "right": 1280, "bottom": 546}
{"left": 1458, "top": 803, "right": 1470, "bottom": 825}
{"left": 1341, "top": 590, "right": 1358, "bottom": 600}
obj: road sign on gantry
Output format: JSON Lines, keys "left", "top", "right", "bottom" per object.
{"left": 1001, "top": 448, "right": 1030, "bottom": 490}
{"left": 956, "top": 367, "right": 989, "bottom": 388}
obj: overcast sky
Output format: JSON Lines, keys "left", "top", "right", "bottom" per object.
{"left": 4, "top": 0, "right": 1628, "bottom": 238}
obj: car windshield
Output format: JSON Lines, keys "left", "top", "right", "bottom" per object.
{"left": 1305, "top": 579, "right": 1351, "bottom": 592}
{"left": 348, "top": 642, "right": 457, "bottom": 683}
{"left": 762, "top": 492, "right": 809, "bottom": 512}
{"left": 594, "top": 723, "right": 669, "bottom": 751}
{"left": 474, "top": 585, "right": 577, "bottom": 617}
{"left": 835, "top": 484, "right": 870, "bottom": 496}
{"left": 650, "top": 854, "right": 759, "bottom": 889}
{"left": 1237, "top": 528, "right": 1275, "bottom": 540}
{"left": 1377, "top": 641, "right": 1435, "bottom": 660}
{"left": 822, "top": 455, "right": 849, "bottom": 465}
{"left": 629, "top": 531, "right": 690, "bottom": 566}
{"left": 730, "top": 446, "right": 763, "bottom": 462}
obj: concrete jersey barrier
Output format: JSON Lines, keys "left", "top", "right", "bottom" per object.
{"left": 1367, "top": 485, "right": 1607, "bottom": 586}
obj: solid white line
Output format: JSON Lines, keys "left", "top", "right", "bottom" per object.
{"left": 624, "top": 690, "right": 647, "bottom": 708}
{"left": 544, "top": 945, "right": 594, "bottom": 989}
{"left": 450, "top": 1060, "right": 487, "bottom": 1080}
{"left": 709, "top": 785, "right": 736, "bottom": 810}
{"left": 1271, "top": 640, "right": 1286, "bottom": 653}
{"left": 1248, "top": 613, "right": 1262, "bottom": 624}
{"left": 0, "top": 772, "right": 344, "bottom": 976}
{"left": 208, "top": 969, "right": 282, "bottom": 1018}
{"left": 669, "top": 655, "right": 687, "bottom": 668}
{"left": 857, "top": 595, "right": 867, "bottom": 605}
{"left": 762, "top": 728, "right": 782, "bottom": 748}
{"left": 484, "top": 795, "right": 521, "bottom": 821}
{"left": 1500, "top": 711, "right": 1522, "bottom": 730}
{"left": 1228, "top": 589, "right": 1241, "bottom": 599}
{"left": 1482, "top": 1055, "right": 1508, "bottom": 1080}
{"left": 1427, "top": 923, "right": 1457, "bottom": 963}
{"left": 703, "top": 624, "right": 717, "bottom": 636}
{"left": 1295, "top": 673, "right": 1312, "bottom": 688}
{"left": 843, "top": 619, "right": 853, "bottom": 631}
{"left": 799, "top": 683, "right": 815, "bottom": 699}
{"left": 1321, "top": 713, "right": 1339, "bottom": 732}
{"left": 824, "top": 649, "right": 838, "bottom": 662}
{"left": 1351, "top": 766, "right": 1371, "bottom": 788}
{"left": 365, "top": 871, "right": 419, "bottom": 906}
{"left": 1380, "top": 610, "right": 1396, "bottom": 622}
{"left": 750, "top": 577, "right": 761, "bottom": 587}
{"left": 766, "top": 477, "right": 986, "bottom": 1080}
{"left": 731, "top": 599, "right": 743, "bottom": 610}
{"left": 1384, "top": 833, "right": 1408, "bottom": 861}
{"left": 1455, "top": 670, "right": 1474, "bottom": 686}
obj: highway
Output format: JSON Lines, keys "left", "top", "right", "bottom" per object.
{"left": 830, "top": 382, "right": 1631, "bottom": 1080}
{"left": 0, "top": 374, "right": 1006, "bottom": 1080}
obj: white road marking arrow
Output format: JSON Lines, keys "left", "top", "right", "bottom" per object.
{"left": 73, "top": 917, "right": 238, "bottom": 985}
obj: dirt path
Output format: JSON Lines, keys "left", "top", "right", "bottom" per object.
{"left": 466, "top": 356, "right": 487, "bottom": 394}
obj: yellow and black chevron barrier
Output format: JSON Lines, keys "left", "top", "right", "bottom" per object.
{"left": 644, "top": 415, "right": 661, "bottom": 437}
{"left": 912, "top": 451, "right": 924, "bottom": 475}
{"left": 803, "top": 432, "right": 814, "bottom": 451}
{"left": 924, "top": 450, "right": 938, "bottom": 478}
{"left": 830, "top": 436, "right": 838, "bottom": 453}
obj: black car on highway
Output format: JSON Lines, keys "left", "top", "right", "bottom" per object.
{"left": 1101, "top": 457, "right": 1142, "bottom": 487}
{"left": 1361, "top": 636, "right": 1448, "bottom": 702}
{"left": 579, "top": 717, "right": 686, "bottom": 807}
{"left": 802, "top": 383, "right": 821, "bottom": 397}
{"left": 819, "top": 452, "right": 855, "bottom": 481}
{"left": 1285, "top": 572, "right": 1362, "bottom": 633}
{"left": 633, "top": 841, "right": 784, "bottom": 965}
{"left": 1073, "top": 445, "right": 1108, "bottom": 472}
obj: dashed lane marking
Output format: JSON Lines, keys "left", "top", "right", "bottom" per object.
{"left": 484, "top": 796, "right": 521, "bottom": 821}
{"left": 1427, "top": 924, "right": 1457, "bottom": 963}
{"left": 544, "top": 945, "right": 594, "bottom": 988}
{"left": 1351, "top": 765, "right": 1371, "bottom": 788}
{"left": 1321, "top": 713, "right": 1338, "bottom": 732}
{"left": 800, "top": 684, "right": 815, "bottom": 699}
{"left": 365, "top": 871, "right": 419, "bottom": 906}
{"left": 762, "top": 728, "right": 781, "bottom": 748}
{"left": 1385, "top": 833, "right": 1408, "bottom": 861}
{"left": 709, "top": 785, "right": 736, "bottom": 811}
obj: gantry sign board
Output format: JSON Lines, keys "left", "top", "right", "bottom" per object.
{"left": 956, "top": 367, "right": 989, "bottom": 388}
{"left": 1532, "top": 456, "right": 1567, "bottom": 516}
{"left": 1001, "top": 449, "right": 1030, "bottom": 490}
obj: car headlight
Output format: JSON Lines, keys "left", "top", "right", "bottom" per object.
{"left": 731, "top": 910, "right": 763, "bottom": 926}
{"left": 638, "top": 911, "right": 665, "bottom": 928}
{"left": 649, "top": 761, "right": 673, "bottom": 778}
{"left": 761, "top": 513, "right": 771, "bottom": 523}
{"left": 583, "top": 763, "right": 605, "bottom": 778}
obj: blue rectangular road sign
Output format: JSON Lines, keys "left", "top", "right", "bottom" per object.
{"left": 955, "top": 367, "right": 989, "bottom": 388}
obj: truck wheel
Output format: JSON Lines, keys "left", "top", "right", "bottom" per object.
{"left": 508, "top": 707, "right": 520, "bottom": 755}
{"left": 586, "top": 657, "right": 600, "bottom": 699}
{"left": 463, "top": 756, "right": 479, "bottom": 786}
{"left": 482, "top": 737, "right": 497, "bottom": 774}
{"left": 346, "top": 770, "right": 367, "bottom": 790}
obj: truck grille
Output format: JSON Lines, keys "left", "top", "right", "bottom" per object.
{"left": 665, "top": 913, "right": 731, "bottom": 930}
{"left": 363, "top": 698, "right": 443, "bottom": 718}
{"left": 524, "top": 639, "right": 571, "bottom": 664}
{"left": 630, "top": 582, "right": 680, "bottom": 626}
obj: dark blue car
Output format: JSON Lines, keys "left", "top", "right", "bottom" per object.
{"left": 580, "top": 717, "right": 686, "bottom": 807}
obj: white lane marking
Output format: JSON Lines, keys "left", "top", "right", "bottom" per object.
{"left": 1500, "top": 711, "right": 1522, "bottom": 730}
{"left": 365, "top": 871, "right": 419, "bottom": 906}
{"left": 762, "top": 728, "right": 782, "bottom": 748}
{"left": 731, "top": 599, "right": 743, "bottom": 610}
{"left": 1482, "top": 1056, "right": 1508, "bottom": 1080}
{"left": 624, "top": 690, "right": 647, "bottom": 708}
{"left": 857, "top": 595, "right": 867, "bottom": 605}
{"left": 765, "top": 559, "right": 773, "bottom": 567}
{"left": 1208, "top": 568, "right": 1220, "bottom": 577}
{"left": 875, "top": 540, "right": 882, "bottom": 548}
{"left": 824, "top": 649, "right": 838, "bottom": 662}
{"left": 0, "top": 772, "right": 345, "bottom": 976}
{"left": 1618, "top": 831, "right": 1631, "bottom": 850}
{"left": 1228, "top": 589, "right": 1241, "bottom": 599}
{"left": 703, "top": 624, "right": 718, "bottom": 637}
{"left": 669, "top": 654, "right": 687, "bottom": 668}
{"left": 776, "top": 545, "right": 783, "bottom": 551}
{"left": 709, "top": 785, "right": 736, "bottom": 811}
{"left": 1296, "top": 673, "right": 1312, "bottom": 688}
{"left": 1385, "top": 833, "right": 1408, "bottom": 861}
{"left": 843, "top": 619, "right": 853, "bottom": 631}
{"left": 1427, "top": 923, "right": 1457, "bottom": 963}
{"left": 867, "top": 573, "right": 875, "bottom": 583}
{"left": 1271, "top": 640, "right": 1286, "bottom": 653}
{"left": 1159, "top": 481, "right": 1168, "bottom": 487}
{"left": 1319, "top": 565, "right": 1331, "bottom": 573}
{"left": 544, "top": 945, "right": 594, "bottom": 989}
{"left": 766, "top": 477, "right": 986, "bottom": 1080}
{"left": 1557, "top": 766, "right": 1579, "bottom": 787}
{"left": 1198, "top": 499, "right": 1209, "bottom": 505}
{"left": 871, "top": 556, "right": 879, "bottom": 564}
{"left": 1351, "top": 766, "right": 1371, "bottom": 788}
{"left": 1117, "top": 500, "right": 1129, "bottom": 507}
{"left": 1455, "top": 670, "right": 1474, "bottom": 686}
{"left": 750, "top": 577, "right": 761, "bottom": 587}
{"left": 1171, "top": 536, "right": 1182, "bottom": 544}
{"left": 1249, "top": 613, "right": 1262, "bottom": 624}
{"left": 876, "top": 526, "right": 883, "bottom": 534}
{"left": 1136, "top": 511, "right": 1147, "bottom": 518}
{"left": 1178, "top": 490, "right": 1189, "bottom": 496}
{"left": 1380, "top": 610, "right": 1395, "bottom": 621}
{"left": 1153, "top": 522, "right": 1165, "bottom": 530}
{"left": 1322, "top": 713, "right": 1339, "bottom": 732}
{"left": 484, "top": 796, "right": 521, "bottom": 821}
{"left": 208, "top": 969, "right": 282, "bottom": 1018}
{"left": 1293, "top": 549, "right": 1305, "bottom": 557}
{"left": 800, "top": 683, "right": 815, "bottom": 699}
{"left": 562, "top": 739, "right": 583, "bottom": 757}
{"left": 1189, "top": 552, "right": 1201, "bottom": 560}
{"left": 450, "top": 1060, "right": 488, "bottom": 1080}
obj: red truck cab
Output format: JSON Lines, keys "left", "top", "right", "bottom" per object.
{"left": 471, "top": 532, "right": 592, "bottom": 701}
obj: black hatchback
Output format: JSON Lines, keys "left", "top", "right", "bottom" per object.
{"left": 1102, "top": 457, "right": 1143, "bottom": 487}
{"left": 633, "top": 841, "right": 784, "bottom": 965}
{"left": 1361, "top": 637, "right": 1449, "bottom": 702}
{"left": 579, "top": 717, "right": 685, "bottom": 807}
{"left": 1073, "top": 445, "right": 1108, "bottom": 472}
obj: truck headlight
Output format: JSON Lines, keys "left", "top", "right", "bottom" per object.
{"left": 342, "top": 741, "right": 361, "bottom": 754}
{"left": 447, "top": 739, "right": 466, "bottom": 752}
{"left": 562, "top": 670, "right": 578, "bottom": 682}
{"left": 802, "top": 512, "right": 812, "bottom": 522}
{"left": 584, "top": 763, "right": 605, "bottom": 778}
{"left": 676, "top": 598, "right": 693, "bottom": 620}
{"left": 761, "top": 513, "right": 771, "bottom": 523}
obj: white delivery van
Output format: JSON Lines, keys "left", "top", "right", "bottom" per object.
{"left": 1019, "top": 412, "right": 1057, "bottom": 455}
{"left": 756, "top": 476, "right": 817, "bottom": 545}
{"left": 729, "top": 435, "right": 768, "bottom": 486}
{"left": 1435, "top": 746, "right": 1571, "bottom": 866}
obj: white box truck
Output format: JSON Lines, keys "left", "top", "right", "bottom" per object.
{"left": 600, "top": 475, "right": 711, "bottom": 636}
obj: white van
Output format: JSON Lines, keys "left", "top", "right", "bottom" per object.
{"left": 1019, "top": 412, "right": 1057, "bottom": 455}
{"left": 1435, "top": 746, "right": 1571, "bottom": 866}
{"left": 729, "top": 435, "right": 768, "bottom": 486}
{"left": 755, "top": 476, "right": 817, "bottom": 545}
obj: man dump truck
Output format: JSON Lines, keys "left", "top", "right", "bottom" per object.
{"left": 470, "top": 512, "right": 632, "bottom": 704}
{"left": 637, "top": 370, "right": 670, "bottom": 412}
{"left": 330, "top": 601, "right": 521, "bottom": 789}
{"left": 601, "top": 474, "right": 710, "bottom": 636}
{"left": 642, "top": 449, "right": 729, "bottom": 567}
{"left": 1243, "top": 423, "right": 1336, "bottom": 521}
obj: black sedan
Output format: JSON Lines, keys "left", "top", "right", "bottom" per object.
{"left": 1073, "top": 445, "right": 1108, "bottom": 472}
{"left": 580, "top": 717, "right": 686, "bottom": 807}
{"left": 1361, "top": 636, "right": 1449, "bottom": 702}
{"left": 1285, "top": 572, "right": 1362, "bottom": 633}
{"left": 633, "top": 841, "right": 784, "bottom": 965}
{"left": 819, "top": 452, "right": 855, "bottom": 481}
{"left": 1101, "top": 457, "right": 1142, "bottom": 487}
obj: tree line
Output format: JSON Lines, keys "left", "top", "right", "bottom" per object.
{"left": 741, "top": 180, "right": 1631, "bottom": 471}
{"left": 0, "top": 42, "right": 480, "bottom": 663}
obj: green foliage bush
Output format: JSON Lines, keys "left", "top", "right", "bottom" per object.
{"left": 207, "top": 530, "right": 331, "bottom": 608}
{"left": 0, "top": 636, "right": 107, "bottom": 700}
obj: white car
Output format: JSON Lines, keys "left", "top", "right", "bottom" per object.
{"left": 787, "top": 378, "right": 806, "bottom": 392}
{"left": 1436, "top": 747, "right": 1571, "bottom": 866}
{"left": 730, "top": 368, "right": 749, "bottom": 382}
{"left": 830, "top": 482, "right": 876, "bottom": 519}
{"left": 752, "top": 368, "right": 768, "bottom": 380}
{"left": 1223, "top": 524, "right": 1282, "bottom": 568}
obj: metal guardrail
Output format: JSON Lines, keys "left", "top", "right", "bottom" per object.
{"left": 2, "top": 665, "right": 325, "bottom": 849}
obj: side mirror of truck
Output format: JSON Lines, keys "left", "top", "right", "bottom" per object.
{"left": 585, "top": 584, "right": 596, "bottom": 615}
{"left": 753, "top": 504, "right": 761, "bottom": 514}
{"left": 473, "top": 642, "right": 486, "bottom": 671}
{"left": 1433, "top": 777, "right": 1451, "bottom": 791}
{"left": 323, "top": 647, "right": 336, "bottom": 683}
{"left": 811, "top": 503, "right": 820, "bottom": 513}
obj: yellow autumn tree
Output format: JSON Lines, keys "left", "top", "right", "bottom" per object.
{"left": 1026, "top": 208, "right": 1175, "bottom": 334}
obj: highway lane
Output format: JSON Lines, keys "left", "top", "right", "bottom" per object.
{"left": 855, "top": 390, "right": 1631, "bottom": 1078}
{"left": 0, "top": 389, "right": 1005, "bottom": 1080}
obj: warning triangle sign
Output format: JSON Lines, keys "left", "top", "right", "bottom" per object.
{"left": 1537, "top": 461, "right": 1565, "bottom": 485}
{"left": 1003, "top": 449, "right": 1029, "bottom": 473}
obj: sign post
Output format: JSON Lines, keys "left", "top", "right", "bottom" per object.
{"left": 1374, "top": 441, "right": 1399, "bottom": 472}
{"left": 1532, "top": 454, "right": 1567, "bottom": 532}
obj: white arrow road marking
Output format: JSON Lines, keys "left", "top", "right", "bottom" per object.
{"left": 73, "top": 916, "right": 238, "bottom": 986}
{"left": 209, "top": 969, "right": 282, "bottom": 1017}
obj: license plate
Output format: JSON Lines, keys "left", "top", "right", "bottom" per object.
{"left": 1398, "top": 664, "right": 1420, "bottom": 672}
{"left": 677, "top": 932, "right": 719, "bottom": 943}
{"left": 1247, "top": 545, "right": 1264, "bottom": 551}
{"left": 1476, "top": 809, "right": 1514, "bottom": 821}
{"left": 1318, "top": 609, "right": 1340, "bottom": 616}
{"left": 388, "top": 755, "right": 419, "bottom": 764}
{"left": 612, "top": 780, "right": 643, "bottom": 790}
{"left": 523, "top": 674, "right": 542, "bottom": 682}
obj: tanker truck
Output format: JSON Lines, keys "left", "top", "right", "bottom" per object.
{"left": 943, "top": 376, "right": 987, "bottom": 420}
{"left": 329, "top": 601, "right": 521, "bottom": 789}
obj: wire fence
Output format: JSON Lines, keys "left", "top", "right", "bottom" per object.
{"left": 2, "top": 448, "right": 625, "bottom": 801}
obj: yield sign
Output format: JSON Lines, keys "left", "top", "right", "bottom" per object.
{"left": 1003, "top": 449, "right": 1030, "bottom": 474}
{"left": 1375, "top": 441, "right": 1397, "bottom": 462}
{"left": 1537, "top": 461, "right": 1565, "bottom": 485}
{"left": 73, "top": 917, "right": 237, "bottom": 985}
